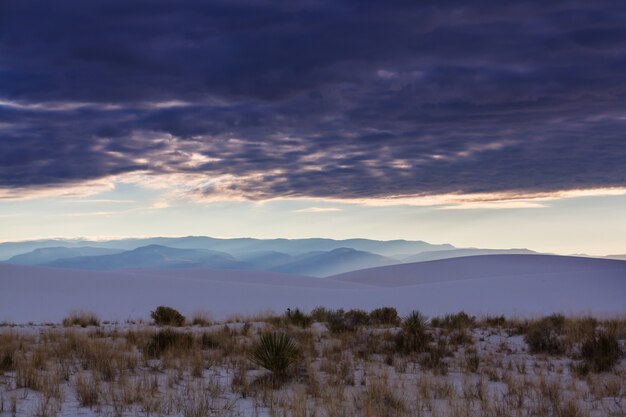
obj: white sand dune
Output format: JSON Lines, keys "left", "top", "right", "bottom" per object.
{"left": 1, "top": 255, "right": 624, "bottom": 323}
{"left": 330, "top": 254, "right": 626, "bottom": 286}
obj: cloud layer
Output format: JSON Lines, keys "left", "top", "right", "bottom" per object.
{"left": 1, "top": 0, "right": 625, "bottom": 200}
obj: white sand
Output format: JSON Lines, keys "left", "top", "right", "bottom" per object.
{"left": 1, "top": 255, "right": 624, "bottom": 323}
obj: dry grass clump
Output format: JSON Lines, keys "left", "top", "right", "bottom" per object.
{"left": 143, "top": 328, "right": 195, "bottom": 358}
{"left": 62, "top": 310, "right": 100, "bottom": 327}
{"left": 0, "top": 331, "right": 19, "bottom": 373}
{"left": 190, "top": 310, "right": 213, "bottom": 326}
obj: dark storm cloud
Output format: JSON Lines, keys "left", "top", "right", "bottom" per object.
{"left": 1, "top": 0, "right": 625, "bottom": 198}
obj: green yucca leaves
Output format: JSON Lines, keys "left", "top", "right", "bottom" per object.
{"left": 251, "top": 332, "right": 299, "bottom": 375}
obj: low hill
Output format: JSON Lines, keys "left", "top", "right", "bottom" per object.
{"left": 401, "top": 248, "right": 537, "bottom": 263}
{"left": 270, "top": 247, "right": 399, "bottom": 277}
{"left": 6, "top": 246, "right": 123, "bottom": 266}
{"left": 330, "top": 254, "right": 626, "bottom": 286}
{"left": 45, "top": 245, "right": 246, "bottom": 270}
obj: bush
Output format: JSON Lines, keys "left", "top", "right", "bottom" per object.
{"left": 430, "top": 311, "right": 475, "bottom": 330}
{"left": 251, "top": 333, "right": 299, "bottom": 377}
{"left": 524, "top": 314, "right": 566, "bottom": 355}
{"left": 310, "top": 306, "right": 330, "bottom": 322}
{"left": 580, "top": 332, "right": 622, "bottom": 373}
{"left": 312, "top": 308, "right": 370, "bottom": 332}
{"left": 150, "top": 306, "right": 185, "bottom": 326}
{"left": 62, "top": 311, "right": 100, "bottom": 327}
{"left": 144, "top": 329, "right": 195, "bottom": 358}
{"left": 327, "top": 309, "right": 354, "bottom": 334}
{"left": 285, "top": 308, "right": 312, "bottom": 328}
{"left": 370, "top": 307, "right": 400, "bottom": 326}
{"left": 345, "top": 309, "right": 371, "bottom": 327}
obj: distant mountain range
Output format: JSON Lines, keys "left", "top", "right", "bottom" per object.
{"left": 0, "top": 236, "right": 453, "bottom": 260}
{"left": 5, "top": 244, "right": 399, "bottom": 277}
{"left": 1, "top": 235, "right": 616, "bottom": 277}
{"left": 44, "top": 245, "right": 245, "bottom": 271}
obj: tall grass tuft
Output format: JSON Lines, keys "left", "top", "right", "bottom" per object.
{"left": 62, "top": 311, "right": 100, "bottom": 327}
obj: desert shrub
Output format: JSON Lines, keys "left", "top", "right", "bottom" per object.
{"left": 251, "top": 332, "right": 299, "bottom": 377}
{"left": 430, "top": 311, "right": 475, "bottom": 330}
{"left": 311, "top": 308, "right": 368, "bottom": 332}
{"left": 310, "top": 306, "right": 331, "bottom": 322}
{"left": 579, "top": 332, "right": 622, "bottom": 373}
{"left": 524, "top": 314, "right": 566, "bottom": 355}
{"left": 395, "top": 310, "right": 430, "bottom": 353}
{"left": 62, "top": 311, "right": 100, "bottom": 327}
{"left": 327, "top": 309, "right": 355, "bottom": 334}
{"left": 150, "top": 305, "right": 185, "bottom": 326}
{"left": 144, "top": 329, "right": 194, "bottom": 358}
{"left": 345, "top": 309, "right": 371, "bottom": 327}
{"left": 285, "top": 308, "right": 312, "bottom": 328}
{"left": 370, "top": 307, "right": 400, "bottom": 326}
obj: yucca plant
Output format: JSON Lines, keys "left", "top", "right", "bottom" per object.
{"left": 403, "top": 310, "right": 428, "bottom": 334}
{"left": 396, "top": 310, "right": 430, "bottom": 353}
{"left": 251, "top": 332, "right": 299, "bottom": 377}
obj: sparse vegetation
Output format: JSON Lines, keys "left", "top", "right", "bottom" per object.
{"left": 0, "top": 310, "right": 624, "bottom": 416}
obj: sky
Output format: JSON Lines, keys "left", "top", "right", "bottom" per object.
{"left": 0, "top": 0, "right": 625, "bottom": 255}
